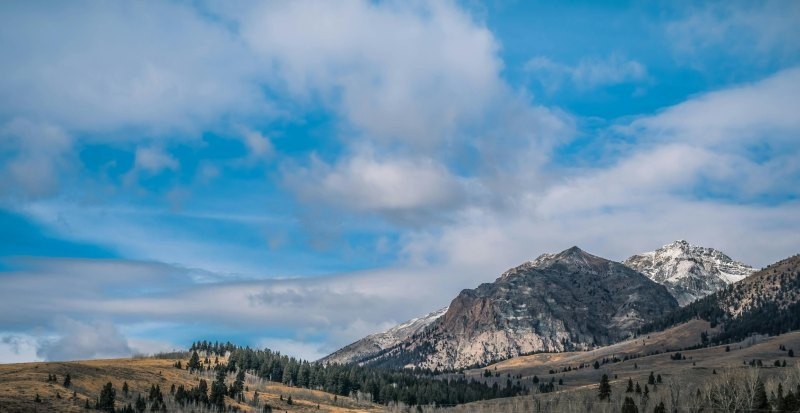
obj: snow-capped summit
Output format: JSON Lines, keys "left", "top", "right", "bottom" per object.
{"left": 624, "top": 240, "right": 756, "bottom": 306}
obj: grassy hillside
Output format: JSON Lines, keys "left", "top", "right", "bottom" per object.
{"left": 0, "top": 356, "right": 383, "bottom": 413}
{"left": 440, "top": 327, "right": 800, "bottom": 412}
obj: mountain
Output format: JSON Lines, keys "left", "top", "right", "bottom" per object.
{"left": 641, "top": 254, "right": 800, "bottom": 343}
{"left": 337, "top": 246, "right": 678, "bottom": 370}
{"left": 320, "top": 306, "right": 448, "bottom": 365}
{"left": 624, "top": 240, "right": 756, "bottom": 306}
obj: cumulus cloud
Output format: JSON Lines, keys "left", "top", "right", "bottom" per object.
{"left": 36, "top": 317, "right": 132, "bottom": 361}
{"left": 0, "top": 334, "right": 41, "bottom": 364}
{"left": 233, "top": 0, "right": 502, "bottom": 148}
{"left": 525, "top": 54, "right": 648, "bottom": 92}
{"left": 287, "top": 152, "right": 464, "bottom": 217}
{"left": 0, "top": 1, "right": 264, "bottom": 133}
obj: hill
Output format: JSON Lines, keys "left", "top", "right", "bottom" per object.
{"left": 0, "top": 355, "right": 381, "bottom": 413}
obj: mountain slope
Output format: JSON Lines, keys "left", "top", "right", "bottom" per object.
{"left": 347, "top": 247, "right": 678, "bottom": 370}
{"left": 624, "top": 240, "right": 756, "bottom": 306}
{"left": 641, "top": 254, "right": 800, "bottom": 342}
{"left": 319, "top": 307, "right": 448, "bottom": 365}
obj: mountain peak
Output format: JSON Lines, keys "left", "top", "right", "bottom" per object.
{"left": 624, "top": 241, "right": 755, "bottom": 306}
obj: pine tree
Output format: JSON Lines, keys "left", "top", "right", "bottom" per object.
{"left": 188, "top": 350, "right": 202, "bottom": 372}
{"left": 98, "top": 382, "right": 116, "bottom": 412}
{"left": 653, "top": 400, "right": 666, "bottom": 413}
{"left": 209, "top": 368, "right": 227, "bottom": 411}
{"left": 648, "top": 371, "right": 655, "bottom": 385}
{"left": 34, "top": 393, "right": 42, "bottom": 403}
{"left": 626, "top": 378, "right": 634, "bottom": 393}
{"left": 287, "top": 395, "right": 293, "bottom": 405}
{"left": 621, "top": 396, "right": 638, "bottom": 413}
{"left": 63, "top": 373, "right": 71, "bottom": 388}
{"left": 754, "top": 379, "right": 768, "bottom": 410}
{"left": 598, "top": 374, "right": 611, "bottom": 400}
{"left": 122, "top": 381, "right": 129, "bottom": 397}
{"left": 790, "top": 349, "right": 795, "bottom": 357}
{"left": 135, "top": 394, "right": 146, "bottom": 413}
{"left": 593, "top": 360, "right": 600, "bottom": 369}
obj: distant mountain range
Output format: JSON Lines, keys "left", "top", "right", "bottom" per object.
{"left": 322, "top": 241, "right": 764, "bottom": 370}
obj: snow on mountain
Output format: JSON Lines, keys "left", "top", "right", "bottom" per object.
{"left": 624, "top": 240, "right": 756, "bottom": 306}
{"left": 319, "top": 306, "right": 448, "bottom": 365}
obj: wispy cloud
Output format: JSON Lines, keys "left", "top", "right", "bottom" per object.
{"left": 525, "top": 54, "right": 648, "bottom": 92}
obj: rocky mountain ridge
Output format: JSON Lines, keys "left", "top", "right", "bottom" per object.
{"left": 624, "top": 240, "right": 756, "bottom": 306}
{"left": 333, "top": 246, "right": 678, "bottom": 370}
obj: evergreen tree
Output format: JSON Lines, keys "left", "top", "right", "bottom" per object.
{"left": 34, "top": 393, "right": 41, "bottom": 403}
{"left": 122, "top": 382, "right": 129, "bottom": 397}
{"left": 287, "top": 395, "right": 293, "bottom": 405}
{"left": 653, "top": 401, "right": 666, "bottom": 413}
{"left": 648, "top": 371, "right": 655, "bottom": 385}
{"left": 230, "top": 369, "right": 245, "bottom": 398}
{"left": 598, "top": 374, "right": 611, "bottom": 400}
{"left": 593, "top": 360, "right": 600, "bottom": 369}
{"left": 754, "top": 379, "right": 768, "bottom": 410}
{"left": 790, "top": 349, "right": 795, "bottom": 357}
{"left": 626, "top": 378, "right": 634, "bottom": 393}
{"left": 209, "top": 368, "right": 227, "bottom": 411}
{"left": 621, "top": 396, "right": 638, "bottom": 413}
{"left": 63, "top": 373, "right": 71, "bottom": 388}
{"left": 98, "top": 382, "right": 116, "bottom": 412}
{"left": 188, "top": 350, "right": 202, "bottom": 372}
{"left": 135, "top": 394, "right": 146, "bottom": 413}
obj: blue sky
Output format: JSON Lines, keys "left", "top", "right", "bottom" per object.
{"left": 1, "top": 0, "right": 799, "bottom": 362}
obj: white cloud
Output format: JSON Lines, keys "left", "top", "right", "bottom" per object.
{"left": 0, "top": 334, "right": 42, "bottom": 364}
{"left": 0, "top": 2, "right": 265, "bottom": 133}
{"left": 36, "top": 317, "right": 133, "bottom": 361}
{"left": 234, "top": 0, "right": 502, "bottom": 149}
{"left": 525, "top": 54, "right": 648, "bottom": 92}
{"left": 288, "top": 152, "right": 464, "bottom": 215}
{"left": 626, "top": 67, "right": 800, "bottom": 147}
{"left": 0, "top": 119, "right": 73, "bottom": 199}
{"left": 132, "top": 146, "right": 179, "bottom": 174}
{"left": 666, "top": 0, "right": 800, "bottom": 63}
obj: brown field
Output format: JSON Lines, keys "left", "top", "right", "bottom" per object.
{"left": 439, "top": 324, "right": 800, "bottom": 412}
{"left": 0, "top": 356, "right": 384, "bottom": 413}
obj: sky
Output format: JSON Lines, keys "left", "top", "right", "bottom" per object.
{"left": 0, "top": 0, "right": 799, "bottom": 363}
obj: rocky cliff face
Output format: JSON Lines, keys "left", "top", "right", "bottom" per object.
{"left": 341, "top": 246, "right": 678, "bottom": 370}
{"left": 624, "top": 240, "right": 756, "bottom": 306}
{"left": 319, "top": 307, "right": 448, "bottom": 365}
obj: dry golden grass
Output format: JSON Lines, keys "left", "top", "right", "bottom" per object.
{"left": 442, "top": 325, "right": 800, "bottom": 412}
{"left": 0, "top": 356, "right": 384, "bottom": 413}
